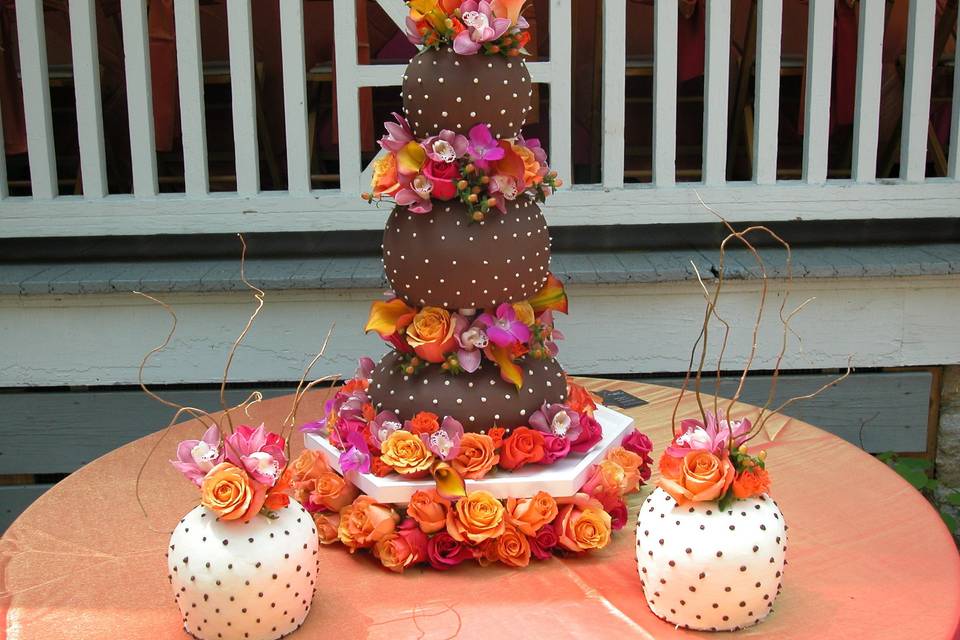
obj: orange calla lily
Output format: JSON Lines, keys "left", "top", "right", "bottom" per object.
{"left": 365, "top": 298, "right": 416, "bottom": 338}
{"left": 488, "top": 344, "right": 524, "bottom": 390}
{"left": 491, "top": 0, "right": 527, "bottom": 25}
{"left": 432, "top": 461, "right": 467, "bottom": 499}
{"left": 527, "top": 273, "right": 569, "bottom": 314}
{"left": 396, "top": 141, "right": 427, "bottom": 175}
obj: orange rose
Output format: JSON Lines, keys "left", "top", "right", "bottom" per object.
{"left": 452, "top": 433, "right": 500, "bottom": 479}
{"left": 201, "top": 462, "right": 258, "bottom": 522}
{"left": 658, "top": 451, "right": 735, "bottom": 505}
{"left": 512, "top": 144, "right": 542, "bottom": 189}
{"left": 605, "top": 447, "right": 644, "bottom": 491}
{"left": 475, "top": 538, "right": 500, "bottom": 567}
{"left": 659, "top": 451, "right": 683, "bottom": 479}
{"left": 409, "top": 411, "right": 440, "bottom": 437}
{"left": 407, "top": 489, "right": 451, "bottom": 533}
{"left": 732, "top": 466, "right": 771, "bottom": 499}
{"left": 342, "top": 377, "right": 369, "bottom": 394}
{"left": 507, "top": 491, "right": 558, "bottom": 536}
{"left": 289, "top": 449, "right": 330, "bottom": 482}
{"left": 405, "top": 307, "right": 457, "bottom": 363}
{"left": 487, "top": 427, "right": 506, "bottom": 448}
{"left": 498, "top": 427, "right": 546, "bottom": 471}
{"left": 312, "top": 512, "right": 340, "bottom": 544}
{"left": 446, "top": 490, "right": 506, "bottom": 543}
{"left": 338, "top": 496, "right": 400, "bottom": 551}
{"left": 496, "top": 524, "right": 532, "bottom": 568}
{"left": 565, "top": 381, "right": 598, "bottom": 417}
{"left": 370, "top": 153, "right": 400, "bottom": 197}
{"left": 380, "top": 430, "right": 435, "bottom": 475}
{"left": 370, "top": 456, "right": 394, "bottom": 477}
{"left": 263, "top": 467, "right": 292, "bottom": 511}
{"left": 554, "top": 493, "right": 612, "bottom": 552}
{"left": 306, "top": 470, "right": 359, "bottom": 512}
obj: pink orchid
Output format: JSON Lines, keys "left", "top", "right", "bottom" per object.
{"left": 424, "top": 130, "right": 469, "bottom": 163}
{"left": 454, "top": 314, "right": 488, "bottom": 373}
{"left": 171, "top": 424, "right": 224, "bottom": 485}
{"left": 224, "top": 424, "right": 288, "bottom": 487}
{"left": 394, "top": 172, "right": 434, "bottom": 214}
{"left": 477, "top": 302, "right": 531, "bottom": 348}
{"left": 537, "top": 310, "right": 564, "bottom": 357}
{"left": 357, "top": 356, "right": 375, "bottom": 381}
{"left": 405, "top": 16, "right": 424, "bottom": 45}
{"left": 529, "top": 402, "right": 583, "bottom": 442}
{"left": 378, "top": 112, "right": 415, "bottom": 152}
{"left": 666, "top": 412, "right": 752, "bottom": 458}
{"left": 421, "top": 416, "right": 464, "bottom": 461}
{"left": 339, "top": 429, "right": 371, "bottom": 475}
{"left": 369, "top": 410, "right": 404, "bottom": 448}
{"left": 454, "top": 1, "right": 511, "bottom": 54}
{"left": 466, "top": 124, "right": 506, "bottom": 165}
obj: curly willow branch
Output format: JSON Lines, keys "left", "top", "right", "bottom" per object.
{"left": 220, "top": 234, "right": 265, "bottom": 434}
{"left": 282, "top": 322, "right": 336, "bottom": 430}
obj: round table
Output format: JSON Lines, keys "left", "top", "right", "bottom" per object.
{"left": 2, "top": 379, "right": 958, "bottom": 639}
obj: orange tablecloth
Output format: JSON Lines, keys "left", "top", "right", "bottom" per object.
{"left": 2, "top": 379, "right": 958, "bottom": 639}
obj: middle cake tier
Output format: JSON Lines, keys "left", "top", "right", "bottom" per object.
{"left": 383, "top": 199, "right": 551, "bottom": 310}
{"left": 368, "top": 350, "right": 567, "bottom": 432}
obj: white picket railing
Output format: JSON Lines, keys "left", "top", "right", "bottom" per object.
{"left": 1, "top": 0, "right": 959, "bottom": 238}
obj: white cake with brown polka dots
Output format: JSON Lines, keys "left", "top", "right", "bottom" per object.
{"left": 635, "top": 488, "right": 787, "bottom": 631}
{"left": 168, "top": 500, "right": 319, "bottom": 640}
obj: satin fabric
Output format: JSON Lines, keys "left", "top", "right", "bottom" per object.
{"left": 2, "top": 379, "right": 958, "bottom": 639}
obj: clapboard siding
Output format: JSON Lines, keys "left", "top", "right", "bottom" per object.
{"left": 0, "top": 371, "right": 933, "bottom": 479}
{"left": 646, "top": 372, "right": 934, "bottom": 454}
{"left": 0, "top": 484, "right": 54, "bottom": 533}
{"left": 0, "top": 387, "right": 293, "bottom": 475}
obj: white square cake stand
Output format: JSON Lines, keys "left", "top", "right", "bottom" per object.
{"left": 303, "top": 405, "right": 635, "bottom": 504}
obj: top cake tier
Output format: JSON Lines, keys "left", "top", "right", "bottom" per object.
{"left": 402, "top": 47, "right": 533, "bottom": 141}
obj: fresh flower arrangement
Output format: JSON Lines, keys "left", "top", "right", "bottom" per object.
{"left": 405, "top": 0, "right": 531, "bottom": 57}
{"left": 656, "top": 412, "right": 771, "bottom": 512}
{"left": 287, "top": 429, "right": 653, "bottom": 572}
{"left": 363, "top": 114, "right": 561, "bottom": 218}
{"left": 171, "top": 424, "right": 295, "bottom": 521}
{"left": 301, "top": 365, "right": 618, "bottom": 481}
{"left": 364, "top": 273, "right": 568, "bottom": 388}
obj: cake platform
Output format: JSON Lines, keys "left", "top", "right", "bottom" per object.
{"left": 303, "top": 404, "right": 634, "bottom": 503}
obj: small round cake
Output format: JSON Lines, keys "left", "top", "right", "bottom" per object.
{"left": 383, "top": 199, "right": 551, "bottom": 310}
{"left": 635, "top": 488, "right": 787, "bottom": 631}
{"left": 367, "top": 350, "right": 566, "bottom": 431}
{"left": 402, "top": 47, "right": 532, "bottom": 140}
{"left": 168, "top": 500, "right": 319, "bottom": 640}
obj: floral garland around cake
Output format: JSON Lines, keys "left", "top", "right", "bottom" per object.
{"left": 301, "top": 366, "right": 626, "bottom": 481}
{"left": 364, "top": 273, "right": 568, "bottom": 389}
{"left": 405, "top": 0, "right": 532, "bottom": 57}
{"left": 363, "top": 114, "right": 561, "bottom": 218}
{"left": 656, "top": 412, "right": 772, "bottom": 510}
{"left": 286, "top": 429, "right": 653, "bottom": 572}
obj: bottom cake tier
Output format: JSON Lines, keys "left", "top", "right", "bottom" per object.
{"left": 367, "top": 351, "right": 567, "bottom": 432}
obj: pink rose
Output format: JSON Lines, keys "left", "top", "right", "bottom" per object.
{"left": 529, "top": 524, "right": 559, "bottom": 560}
{"left": 569, "top": 413, "right": 603, "bottom": 453}
{"left": 622, "top": 430, "right": 654, "bottom": 458}
{"left": 540, "top": 434, "right": 571, "bottom": 464}
{"left": 608, "top": 498, "right": 628, "bottom": 530}
{"left": 426, "top": 531, "right": 474, "bottom": 570}
{"left": 423, "top": 160, "right": 460, "bottom": 201}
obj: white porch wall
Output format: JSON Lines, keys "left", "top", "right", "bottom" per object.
{"left": 3, "top": 275, "right": 958, "bottom": 388}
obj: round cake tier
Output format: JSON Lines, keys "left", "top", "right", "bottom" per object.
{"left": 368, "top": 351, "right": 567, "bottom": 432}
{"left": 402, "top": 47, "right": 532, "bottom": 140}
{"left": 383, "top": 199, "right": 551, "bottom": 310}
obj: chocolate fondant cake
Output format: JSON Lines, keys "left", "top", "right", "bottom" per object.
{"left": 362, "top": 6, "right": 566, "bottom": 435}
{"left": 402, "top": 46, "right": 532, "bottom": 140}
{"left": 383, "top": 198, "right": 550, "bottom": 310}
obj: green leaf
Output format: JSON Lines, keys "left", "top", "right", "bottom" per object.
{"left": 940, "top": 510, "right": 958, "bottom": 534}
{"left": 946, "top": 492, "right": 960, "bottom": 506}
{"left": 717, "top": 491, "right": 735, "bottom": 513}
{"left": 876, "top": 451, "right": 896, "bottom": 463}
{"left": 896, "top": 457, "right": 933, "bottom": 471}
{"left": 897, "top": 467, "right": 930, "bottom": 490}
{"left": 925, "top": 477, "right": 941, "bottom": 491}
